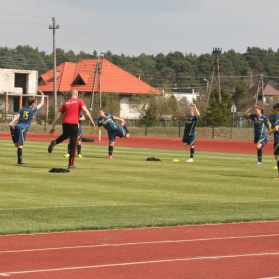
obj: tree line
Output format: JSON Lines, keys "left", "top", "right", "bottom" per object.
{"left": 1, "top": 45, "right": 279, "bottom": 126}
{"left": 1, "top": 45, "right": 279, "bottom": 87}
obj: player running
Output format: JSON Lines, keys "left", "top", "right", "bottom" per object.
{"left": 182, "top": 103, "right": 200, "bottom": 162}
{"left": 64, "top": 111, "right": 85, "bottom": 158}
{"left": 98, "top": 108, "right": 129, "bottom": 159}
{"left": 48, "top": 88, "right": 95, "bottom": 169}
{"left": 245, "top": 104, "right": 271, "bottom": 165}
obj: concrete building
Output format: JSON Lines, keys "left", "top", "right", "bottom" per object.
{"left": 0, "top": 69, "right": 39, "bottom": 115}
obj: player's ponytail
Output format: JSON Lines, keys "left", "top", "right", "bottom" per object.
{"left": 254, "top": 105, "right": 264, "bottom": 114}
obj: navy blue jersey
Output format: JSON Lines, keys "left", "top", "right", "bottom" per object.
{"left": 98, "top": 113, "right": 119, "bottom": 132}
{"left": 249, "top": 114, "right": 269, "bottom": 138}
{"left": 183, "top": 115, "right": 198, "bottom": 136}
{"left": 274, "top": 114, "right": 279, "bottom": 143}
{"left": 15, "top": 106, "right": 38, "bottom": 131}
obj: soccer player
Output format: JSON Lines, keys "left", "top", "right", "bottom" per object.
{"left": 98, "top": 108, "right": 129, "bottom": 159}
{"left": 64, "top": 111, "right": 85, "bottom": 158}
{"left": 182, "top": 103, "right": 200, "bottom": 162}
{"left": 48, "top": 88, "right": 95, "bottom": 169}
{"left": 268, "top": 103, "right": 279, "bottom": 178}
{"left": 9, "top": 91, "right": 44, "bottom": 165}
{"left": 244, "top": 104, "right": 271, "bottom": 165}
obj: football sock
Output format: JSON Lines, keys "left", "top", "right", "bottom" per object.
{"left": 190, "top": 148, "right": 194, "bottom": 158}
{"left": 77, "top": 145, "right": 81, "bottom": 155}
{"left": 67, "top": 144, "right": 70, "bottom": 154}
{"left": 257, "top": 149, "right": 262, "bottom": 162}
{"left": 109, "top": 146, "right": 113, "bottom": 156}
{"left": 17, "top": 148, "right": 22, "bottom": 163}
{"left": 277, "top": 161, "right": 279, "bottom": 172}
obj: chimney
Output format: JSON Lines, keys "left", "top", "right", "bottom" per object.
{"left": 135, "top": 74, "right": 141, "bottom": 80}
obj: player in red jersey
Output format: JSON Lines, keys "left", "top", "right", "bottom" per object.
{"left": 48, "top": 88, "right": 95, "bottom": 169}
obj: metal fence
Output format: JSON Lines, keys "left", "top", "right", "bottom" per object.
{"left": 0, "top": 112, "right": 256, "bottom": 140}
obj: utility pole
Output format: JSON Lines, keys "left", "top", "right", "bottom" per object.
{"left": 49, "top": 17, "right": 59, "bottom": 114}
{"left": 208, "top": 48, "right": 222, "bottom": 103}
{"left": 98, "top": 51, "right": 105, "bottom": 108}
{"left": 255, "top": 74, "right": 264, "bottom": 106}
{"left": 250, "top": 68, "right": 253, "bottom": 86}
{"left": 90, "top": 51, "right": 105, "bottom": 115}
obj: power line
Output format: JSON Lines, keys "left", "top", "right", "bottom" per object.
{"left": 0, "top": 20, "right": 47, "bottom": 27}
{"left": 0, "top": 13, "right": 172, "bottom": 56}
{"left": 58, "top": 18, "right": 172, "bottom": 53}
{"left": 60, "top": 26, "right": 156, "bottom": 54}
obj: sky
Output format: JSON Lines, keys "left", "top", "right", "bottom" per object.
{"left": 0, "top": 0, "right": 279, "bottom": 57}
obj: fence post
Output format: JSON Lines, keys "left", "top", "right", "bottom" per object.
{"left": 212, "top": 122, "right": 214, "bottom": 139}
{"left": 145, "top": 122, "right": 148, "bottom": 136}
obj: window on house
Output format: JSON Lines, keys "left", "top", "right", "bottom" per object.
{"left": 73, "top": 75, "right": 85, "bottom": 85}
{"left": 13, "top": 97, "right": 19, "bottom": 112}
{"left": 129, "top": 104, "right": 138, "bottom": 113}
{"left": 14, "top": 73, "right": 28, "bottom": 94}
{"left": 38, "top": 77, "right": 46, "bottom": 85}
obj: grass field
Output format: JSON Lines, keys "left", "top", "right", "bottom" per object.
{"left": 1, "top": 139, "right": 279, "bottom": 235}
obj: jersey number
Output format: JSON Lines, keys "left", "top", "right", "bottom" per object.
{"left": 23, "top": 111, "right": 29, "bottom": 120}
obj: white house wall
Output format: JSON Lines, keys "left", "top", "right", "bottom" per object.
{"left": 120, "top": 96, "right": 141, "bottom": 119}
{"left": 165, "top": 92, "right": 199, "bottom": 103}
{"left": 0, "top": 69, "right": 38, "bottom": 95}
{"left": 119, "top": 92, "right": 199, "bottom": 119}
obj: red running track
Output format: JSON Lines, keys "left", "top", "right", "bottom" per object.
{"left": 1, "top": 222, "right": 279, "bottom": 278}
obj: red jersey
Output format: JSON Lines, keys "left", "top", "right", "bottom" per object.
{"left": 59, "top": 98, "right": 85, "bottom": 124}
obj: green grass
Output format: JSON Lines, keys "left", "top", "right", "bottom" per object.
{"left": 1, "top": 139, "right": 279, "bottom": 235}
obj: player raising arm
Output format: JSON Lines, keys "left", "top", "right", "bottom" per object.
{"left": 9, "top": 91, "right": 44, "bottom": 165}
{"left": 182, "top": 103, "right": 200, "bottom": 162}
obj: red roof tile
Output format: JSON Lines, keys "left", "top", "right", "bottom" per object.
{"left": 38, "top": 59, "right": 161, "bottom": 95}
{"left": 247, "top": 83, "right": 279, "bottom": 97}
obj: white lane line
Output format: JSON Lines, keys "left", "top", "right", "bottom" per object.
{"left": 1, "top": 233, "right": 279, "bottom": 254}
{"left": 1, "top": 251, "right": 279, "bottom": 276}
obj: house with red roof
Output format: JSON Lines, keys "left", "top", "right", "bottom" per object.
{"left": 247, "top": 83, "right": 279, "bottom": 104}
{"left": 38, "top": 59, "right": 161, "bottom": 119}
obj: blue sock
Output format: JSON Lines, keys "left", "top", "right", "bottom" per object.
{"left": 190, "top": 148, "right": 194, "bottom": 158}
{"left": 77, "top": 145, "right": 81, "bottom": 155}
{"left": 17, "top": 148, "right": 22, "bottom": 163}
{"left": 257, "top": 149, "right": 262, "bottom": 163}
{"left": 109, "top": 146, "right": 113, "bottom": 156}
